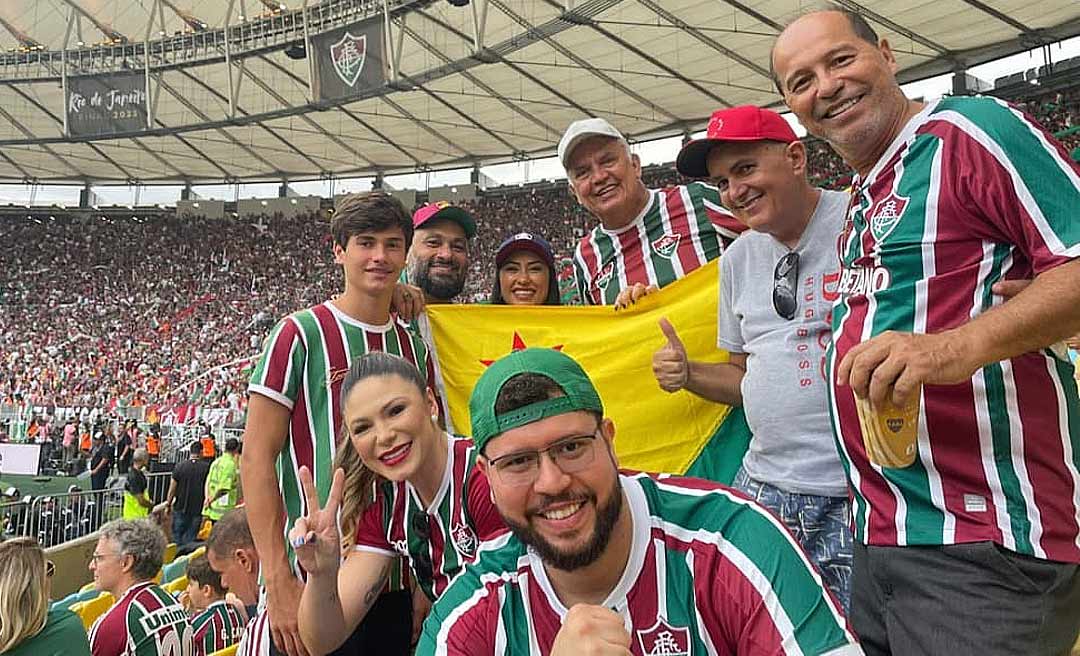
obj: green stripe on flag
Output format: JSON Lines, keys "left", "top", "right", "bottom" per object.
{"left": 684, "top": 407, "right": 751, "bottom": 485}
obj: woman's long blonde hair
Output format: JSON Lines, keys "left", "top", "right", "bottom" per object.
{"left": 335, "top": 352, "right": 440, "bottom": 551}
{"left": 0, "top": 537, "right": 49, "bottom": 652}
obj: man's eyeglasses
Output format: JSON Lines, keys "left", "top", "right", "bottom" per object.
{"left": 411, "top": 513, "right": 433, "bottom": 583}
{"left": 485, "top": 432, "right": 600, "bottom": 487}
{"left": 90, "top": 552, "right": 119, "bottom": 564}
{"left": 773, "top": 252, "right": 799, "bottom": 320}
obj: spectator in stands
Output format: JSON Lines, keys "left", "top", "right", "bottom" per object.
{"left": 88, "top": 432, "right": 113, "bottom": 529}
{"left": 164, "top": 441, "right": 211, "bottom": 547}
{"left": 116, "top": 421, "right": 134, "bottom": 475}
{"left": 88, "top": 518, "right": 193, "bottom": 656}
{"left": 186, "top": 554, "right": 245, "bottom": 656}
{"left": 122, "top": 448, "right": 154, "bottom": 520}
{"left": 204, "top": 438, "right": 240, "bottom": 525}
{"left": 489, "top": 232, "right": 562, "bottom": 306}
{"left": 206, "top": 509, "right": 267, "bottom": 655}
{"left": 405, "top": 202, "right": 477, "bottom": 304}
{"left": 62, "top": 417, "right": 79, "bottom": 475}
{"left": 146, "top": 425, "right": 161, "bottom": 463}
{"left": 0, "top": 537, "right": 91, "bottom": 656}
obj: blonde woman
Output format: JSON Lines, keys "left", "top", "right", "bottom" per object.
{"left": 0, "top": 537, "right": 90, "bottom": 656}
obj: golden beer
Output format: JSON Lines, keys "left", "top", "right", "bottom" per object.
{"left": 854, "top": 393, "right": 920, "bottom": 468}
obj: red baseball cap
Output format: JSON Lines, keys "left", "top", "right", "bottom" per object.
{"left": 411, "top": 201, "right": 477, "bottom": 239}
{"left": 676, "top": 105, "right": 798, "bottom": 178}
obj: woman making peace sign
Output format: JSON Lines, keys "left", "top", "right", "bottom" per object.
{"left": 292, "top": 352, "right": 505, "bottom": 655}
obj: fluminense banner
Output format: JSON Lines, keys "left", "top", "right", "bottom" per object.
{"left": 66, "top": 71, "right": 148, "bottom": 137}
{"left": 311, "top": 18, "right": 387, "bottom": 102}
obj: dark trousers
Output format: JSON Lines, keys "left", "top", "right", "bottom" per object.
{"left": 329, "top": 589, "right": 412, "bottom": 655}
{"left": 171, "top": 511, "right": 202, "bottom": 547}
{"left": 852, "top": 541, "right": 1080, "bottom": 655}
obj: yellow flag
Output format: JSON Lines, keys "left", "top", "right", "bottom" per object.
{"left": 425, "top": 260, "right": 731, "bottom": 474}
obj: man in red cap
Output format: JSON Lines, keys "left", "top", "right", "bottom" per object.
{"left": 406, "top": 201, "right": 477, "bottom": 304}
{"left": 655, "top": 105, "right": 854, "bottom": 610}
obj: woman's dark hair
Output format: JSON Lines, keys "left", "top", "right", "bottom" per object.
{"left": 335, "top": 352, "right": 432, "bottom": 549}
{"left": 489, "top": 254, "right": 562, "bottom": 306}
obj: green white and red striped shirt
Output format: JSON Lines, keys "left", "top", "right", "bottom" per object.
{"left": 572, "top": 182, "right": 744, "bottom": 304}
{"left": 191, "top": 600, "right": 244, "bottom": 656}
{"left": 89, "top": 581, "right": 193, "bottom": 656}
{"left": 417, "top": 472, "right": 858, "bottom": 655}
{"left": 828, "top": 96, "right": 1080, "bottom": 561}
{"left": 353, "top": 435, "right": 506, "bottom": 600}
{"left": 248, "top": 301, "right": 437, "bottom": 580}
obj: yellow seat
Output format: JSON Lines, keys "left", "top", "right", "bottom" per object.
{"left": 79, "top": 581, "right": 96, "bottom": 593}
{"left": 70, "top": 592, "right": 115, "bottom": 629}
{"left": 164, "top": 575, "right": 188, "bottom": 596}
{"left": 209, "top": 645, "right": 238, "bottom": 656}
{"left": 188, "top": 545, "right": 206, "bottom": 560}
{"left": 163, "top": 542, "right": 178, "bottom": 565}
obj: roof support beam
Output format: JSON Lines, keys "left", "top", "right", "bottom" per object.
{"left": 716, "top": 0, "right": 783, "bottom": 32}
{"left": 635, "top": 0, "right": 771, "bottom": 80}
{"left": 58, "top": 0, "right": 128, "bottom": 43}
{"left": 830, "top": 0, "right": 951, "bottom": 57}
{"left": 175, "top": 68, "right": 324, "bottom": 171}
{"left": 954, "top": 0, "right": 1041, "bottom": 41}
{"left": 155, "top": 75, "right": 280, "bottom": 173}
{"left": 400, "top": 18, "right": 558, "bottom": 139}
{"left": 489, "top": 0, "right": 682, "bottom": 124}
{"left": 256, "top": 54, "right": 422, "bottom": 166}
{"left": 380, "top": 95, "right": 475, "bottom": 160}
{"left": 0, "top": 104, "right": 83, "bottom": 178}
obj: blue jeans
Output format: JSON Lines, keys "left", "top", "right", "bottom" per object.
{"left": 172, "top": 511, "right": 201, "bottom": 547}
{"left": 733, "top": 467, "right": 853, "bottom": 612}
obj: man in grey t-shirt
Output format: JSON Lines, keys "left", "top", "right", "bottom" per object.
{"left": 652, "top": 105, "right": 853, "bottom": 609}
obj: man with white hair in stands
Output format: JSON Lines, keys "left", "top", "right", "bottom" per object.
{"left": 88, "top": 518, "right": 193, "bottom": 656}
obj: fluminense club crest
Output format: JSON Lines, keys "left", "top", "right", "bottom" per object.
{"left": 451, "top": 522, "right": 477, "bottom": 558}
{"left": 651, "top": 233, "right": 681, "bottom": 259}
{"left": 330, "top": 32, "right": 367, "bottom": 87}
{"left": 595, "top": 261, "right": 615, "bottom": 290}
{"left": 636, "top": 618, "right": 691, "bottom": 655}
{"left": 868, "top": 193, "right": 908, "bottom": 243}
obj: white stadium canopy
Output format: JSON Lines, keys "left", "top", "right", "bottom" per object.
{"left": 0, "top": 0, "right": 1078, "bottom": 184}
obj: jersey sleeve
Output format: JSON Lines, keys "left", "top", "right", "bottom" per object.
{"left": 953, "top": 100, "right": 1080, "bottom": 273}
{"left": 465, "top": 464, "right": 507, "bottom": 542}
{"left": 352, "top": 490, "right": 396, "bottom": 556}
{"left": 696, "top": 498, "right": 857, "bottom": 655}
{"left": 717, "top": 249, "right": 745, "bottom": 353}
{"left": 247, "top": 316, "right": 306, "bottom": 410}
{"left": 88, "top": 608, "right": 126, "bottom": 656}
{"left": 692, "top": 181, "right": 746, "bottom": 247}
{"left": 415, "top": 573, "right": 497, "bottom": 656}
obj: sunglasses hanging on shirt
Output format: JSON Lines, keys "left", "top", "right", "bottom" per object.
{"left": 773, "top": 252, "right": 799, "bottom": 320}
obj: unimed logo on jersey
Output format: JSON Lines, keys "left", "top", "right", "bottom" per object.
{"left": 594, "top": 261, "right": 615, "bottom": 290}
{"left": 636, "top": 618, "right": 691, "bottom": 655}
{"left": 650, "top": 233, "right": 681, "bottom": 259}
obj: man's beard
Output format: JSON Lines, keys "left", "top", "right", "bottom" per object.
{"left": 408, "top": 255, "right": 466, "bottom": 301}
{"left": 502, "top": 477, "right": 623, "bottom": 572}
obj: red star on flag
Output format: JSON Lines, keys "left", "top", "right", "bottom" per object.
{"left": 480, "top": 332, "right": 563, "bottom": 366}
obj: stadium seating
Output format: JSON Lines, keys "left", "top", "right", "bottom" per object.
{"left": 70, "top": 592, "right": 114, "bottom": 629}
{"left": 210, "top": 645, "right": 238, "bottom": 656}
{"left": 163, "top": 574, "right": 188, "bottom": 596}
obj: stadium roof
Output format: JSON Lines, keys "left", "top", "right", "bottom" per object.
{"left": 1, "top": 0, "right": 1078, "bottom": 184}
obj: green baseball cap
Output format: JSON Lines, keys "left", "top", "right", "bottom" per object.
{"left": 470, "top": 348, "right": 604, "bottom": 454}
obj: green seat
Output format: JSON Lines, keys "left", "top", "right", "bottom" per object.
{"left": 161, "top": 555, "right": 188, "bottom": 583}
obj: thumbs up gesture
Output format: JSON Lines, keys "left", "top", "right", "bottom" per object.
{"left": 653, "top": 317, "right": 689, "bottom": 392}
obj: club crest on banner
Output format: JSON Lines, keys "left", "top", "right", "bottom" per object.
{"left": 330, "top": 32, "right": 367, "bottom": 87}
{"left": 636, "top": 618, "right": 692, "bottom": 655}
{"left": 868, "top": 193, "right": 908, "bottom": 243}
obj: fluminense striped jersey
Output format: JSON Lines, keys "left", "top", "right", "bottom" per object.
{"left": 235, "top": 609, "right": 270, "bottom": 656}
{"left": 248, "top": 300, "right": 438, "bottom": 577}
{"left": 418, "top": 472, "right": 858, "bottom": 656}
{"left": 191, "top": 600, "right": 245, "bottom": 656}
{"left": 89, "top": 582, "right": 194, "bottom": 656}
{"left": 354, "top": 435, "right": 505, "bottom": 600}
{"left": 828, "top": 96, "right": 1080, "bottom": 561}
{"left": 573, "top": 182, "right": 745, "bottom": 305}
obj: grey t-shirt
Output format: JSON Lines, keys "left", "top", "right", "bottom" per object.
{"left": 718, "top": 188, "right": 849, "bottom": 496}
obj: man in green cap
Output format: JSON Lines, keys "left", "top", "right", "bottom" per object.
{"left": 417, "top": 347, "right": 860, "bottom": 656}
